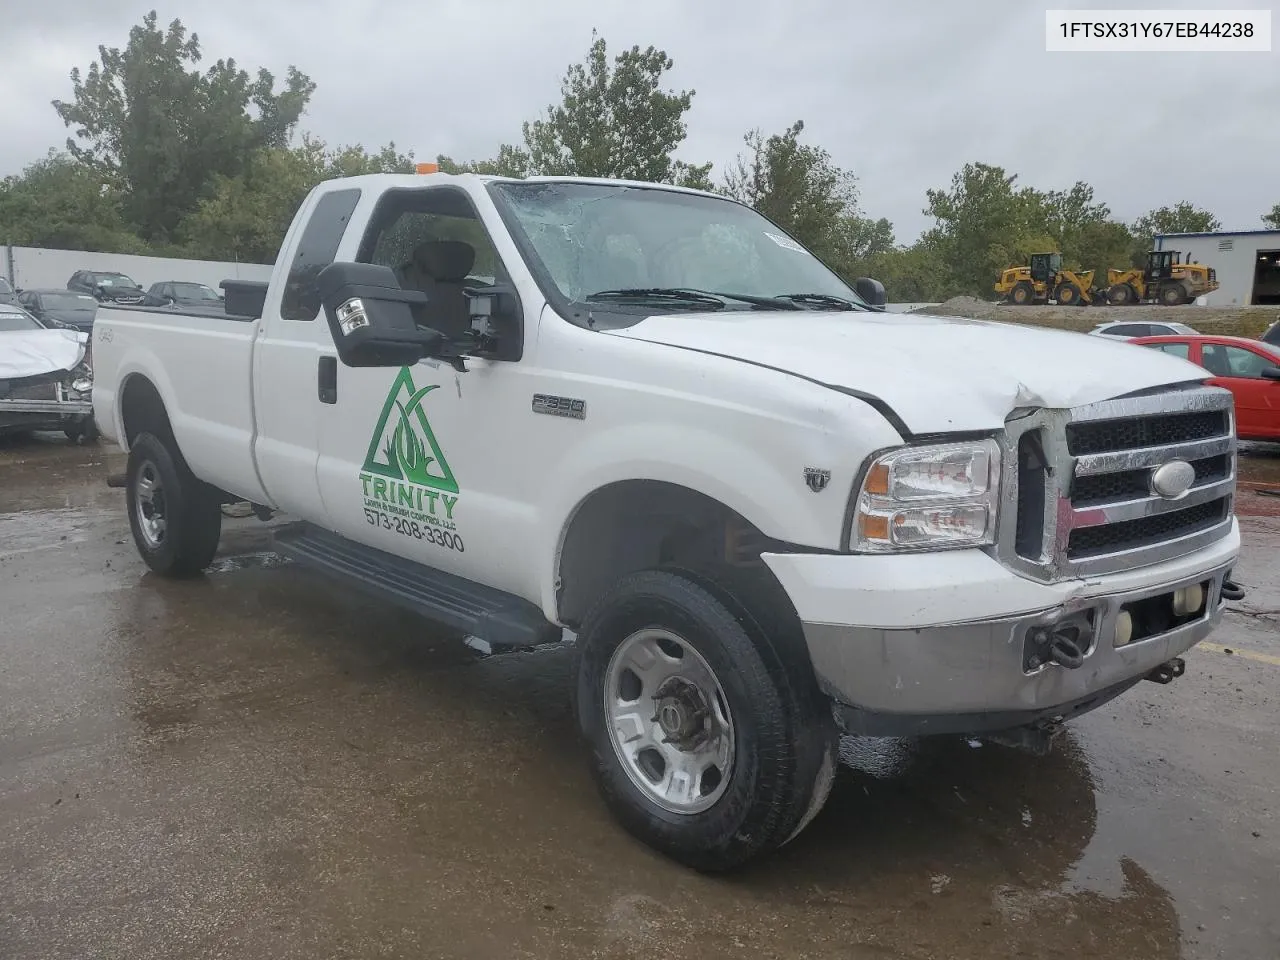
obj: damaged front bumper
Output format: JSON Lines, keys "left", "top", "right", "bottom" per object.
{"left": 0, "top": 326, "right": 96, "bottom": 436}
{"left": 0, "top": 375, "right": 95, "bottom": 434}
{"left": 761, "top": 520, "right": 1241, "bottom": 739}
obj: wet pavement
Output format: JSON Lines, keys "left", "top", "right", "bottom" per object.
{"left": 1, "top": 436, "right": 1277, "bottom": 960}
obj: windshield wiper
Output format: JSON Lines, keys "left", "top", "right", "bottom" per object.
{"left": 681, "top": 289, "right": 803, "bottom": 310}
{"left": 774, "top": 293, "right": 867, "bottom": 311}
{"left": 584, "top": 288, "right": 727, "bottom": 310}
{"left": 585, "top": 287, "right": 804, "bottom": 311}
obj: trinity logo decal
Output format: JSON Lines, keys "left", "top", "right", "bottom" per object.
{"left": 358, "top": 367, "right": 461, "bottom": 541}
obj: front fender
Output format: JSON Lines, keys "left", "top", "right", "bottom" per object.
{"left": 534, "top": 412, "right": 899, "bottom": 621}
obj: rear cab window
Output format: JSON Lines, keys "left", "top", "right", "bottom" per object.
{"left": 280, "top": 188, "right": 363, "bottom": 321}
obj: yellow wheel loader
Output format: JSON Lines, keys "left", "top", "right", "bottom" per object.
{"left": 1105, "top": 251, "right": 1219, "bottom": 306}
{"left": 995, "top": 253, "right": 1097, "bottom": 306}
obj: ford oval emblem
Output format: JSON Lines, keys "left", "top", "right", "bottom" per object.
{"left": 1150, "top": 460, "right": 1196, "bottom": 500}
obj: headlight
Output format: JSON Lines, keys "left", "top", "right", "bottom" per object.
{"left": 71, "top": 377, "right": 93, "bottom": 394}
{"left": 852, "top": 439, "right": 1001, "bottom": 552}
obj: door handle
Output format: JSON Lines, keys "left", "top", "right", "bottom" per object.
{"left": 318, "top": 356, "right": 337, "bottom": 404}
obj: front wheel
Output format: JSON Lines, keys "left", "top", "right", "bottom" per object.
{"left": 574, "top": 568, "right": 836, "bottom": 872}
{"left": 125, "top": 432, "right": 223, "bottom": 577}
{"left": 1054, "top": 282, "right": 1082, "bottom": 306}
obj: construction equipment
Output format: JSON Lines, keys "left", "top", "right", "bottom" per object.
{"left": 994, "top": 253, "right": 1097, "bottom": 306}
{"left": 1105, "top": 251, "right": 1219, "bottom": 306}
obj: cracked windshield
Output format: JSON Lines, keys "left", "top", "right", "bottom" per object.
{"left": 492, "top": 181, "right": 868, "bottom": 310}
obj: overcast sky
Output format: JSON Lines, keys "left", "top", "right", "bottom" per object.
{"left": 2, "top": 0, "right": 1276, "bottom": 242}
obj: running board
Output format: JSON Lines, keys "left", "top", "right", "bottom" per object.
{"left": 272, "top": 522, "right": 561, "bottom": 650}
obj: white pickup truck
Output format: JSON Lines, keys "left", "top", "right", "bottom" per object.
{"left": 92, "top": 172, "right": 1246, "bottom": 871}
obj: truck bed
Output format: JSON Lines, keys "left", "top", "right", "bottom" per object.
{"left": 91, "top": 303, "right": 270, "bottom": 506}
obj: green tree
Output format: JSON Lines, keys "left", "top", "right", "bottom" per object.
{"left": 723, "top": 120, "right": 888, "bottom": 276}
{"left": 1129, "top": 202, "right": 1221, "bottom": 263}
{"left": 435, "top": 145, "right": 531, "bottom": 178}
{"left": 52, "top": 10, "right": 315, "bottom": 244}
{"left": 519, "top": 30, "right": 710, "bottom": 187}
{"left": 921, "top": 162, "right": 1049, "bottom": 297}
{"left": 1036, "top": 182, "right": 1134, "bottom": 279}
{"left": 1261, "top": 203, "right": 1280, "bottom": 230}
{"left": 179, "top": 135, "right": 413, "bottom": 262}
{"left": 863, "top": 243, "right": 950, "bottom": 303}
{"left": 0, "top": 150, "right": 147, "bottom": 253}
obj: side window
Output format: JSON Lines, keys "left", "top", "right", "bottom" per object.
{"left": 357, "top": 187, "right": 522, "bottom": 360}
{"left": 1221, "top": 345, "right": 1273, "bottom": 378}
{"left": 1148, "top": 342, "right": 1191, "bottom": 360}
{"left": 1105, "top": 324, "right": 1139, "bottom": 337}
{"left": 280, "top": 188, "right": 362, "bottom": 322}
{"left": 365, "top": 212, "right": 506, "bottom": 287}
{"left": 1199, "top": 344, "right": 1233, "bottom": 377}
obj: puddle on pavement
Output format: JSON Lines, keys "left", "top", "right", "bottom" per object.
{"left": 207, "top": 551, "right": 294, "bottom": 573}
{"left": 0, "top": 508, "right": 95, "bottom": 558}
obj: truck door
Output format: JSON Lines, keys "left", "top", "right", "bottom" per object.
{"left": 314, "top": 183, "right": 542, "bottom": 600}
{"left": 253, "top": 187, "right": 365, "bottom": 519}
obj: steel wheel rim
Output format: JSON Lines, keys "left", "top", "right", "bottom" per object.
{"left": 603, "top": 627, "right": 736, "bottom": 815}
{"left": 134, "top": 460, "right": 167, "bottom": 548}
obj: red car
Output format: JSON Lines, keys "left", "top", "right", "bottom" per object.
{"left": 1129, "top": 334, "right": 1280, "bottom": 441}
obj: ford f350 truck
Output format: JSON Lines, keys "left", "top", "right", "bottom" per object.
{"left": 91, "top": 172, "right": 1246, "bottom": 871}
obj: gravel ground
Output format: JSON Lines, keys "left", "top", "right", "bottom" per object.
{"left": 914, "top": 296, "right": 1280, "bottom": 339}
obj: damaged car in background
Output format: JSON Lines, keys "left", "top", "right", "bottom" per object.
{"left": 0, "top": 305, "right": 97, "bottom": 443}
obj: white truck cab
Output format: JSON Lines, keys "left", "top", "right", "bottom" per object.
{"left": 90, "top": 172, "right": 1245, "bottom": 871}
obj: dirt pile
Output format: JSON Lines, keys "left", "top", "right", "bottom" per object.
{"left": 910, "top": 299, "right": 1280, "bottom": 338}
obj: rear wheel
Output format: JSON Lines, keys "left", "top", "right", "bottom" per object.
{"left": 126, "top": 432, "right": 222, "bottom": 577}
{"left": 573, "top": 568, "right": 837, "bottom": 872}
{"left": 1054, "top": 282, "right": 1082, "bottom": 306}
{"left": 1009, "top": 281, "right": 1035, "bottom": 305}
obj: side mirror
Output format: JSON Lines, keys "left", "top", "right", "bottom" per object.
{"left": 317, "top": 262, "right": 443, "bottom": 368}
{"left": 1260, "top": 365, "right": 1280, "bottom": 381}
{"left": 464, "top": 283, "right": 519, "bottom": 336}
{"left": 854, "top": 277, "right": 887, "bottom": 310}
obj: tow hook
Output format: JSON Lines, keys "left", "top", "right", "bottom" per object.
{"left": 1145, "top": 657, "right": 1186, "bottom": 685}
{"left": 1024, "top": 621, "right": 1089, "bottom": 671}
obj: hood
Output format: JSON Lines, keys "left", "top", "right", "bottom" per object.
{"left": 605, "top": 309, "right": 1211, "bottom": 434}
{"left": 0, "top": 329, "right": 89, "bottom": 380}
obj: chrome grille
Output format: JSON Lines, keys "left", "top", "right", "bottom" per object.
{"left": 997, "top": 383, "right": 1236, "bottom": 580}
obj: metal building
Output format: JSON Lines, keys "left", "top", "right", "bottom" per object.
{"left": 1154, "top": 229, "right": 1280, "bottom": 307}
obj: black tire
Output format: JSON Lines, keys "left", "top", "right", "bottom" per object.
{"left": 125, "top": 431, "right": 222, "bottom": 577}
{"left": 1009, "top": 281, "right": 1035, "bottom": 305}
{"left": 573, "top": 567, "right": 837, "bottom": 872}
{"left": 1107, "top": 283, "right": 1135, "bottom": 306}
{"left": 1158, "top": 284, "right": 1186, "bottom": 306}
{"left": 65, "top": 417, "right": 99, "bottom": 445}
{"left": 1054, "top": 282, "right": 1081, "bottom": 306}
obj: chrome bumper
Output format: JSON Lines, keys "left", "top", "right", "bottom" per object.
{"left": 803, "top": 556, "right": 1236, "bottom": 738}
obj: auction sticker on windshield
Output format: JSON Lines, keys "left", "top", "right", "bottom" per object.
{"left": 764, "top": 231, "right": 806, "bottom": 252}
{"left": 358, "top": 367, "right": 465, "bottom": 553}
